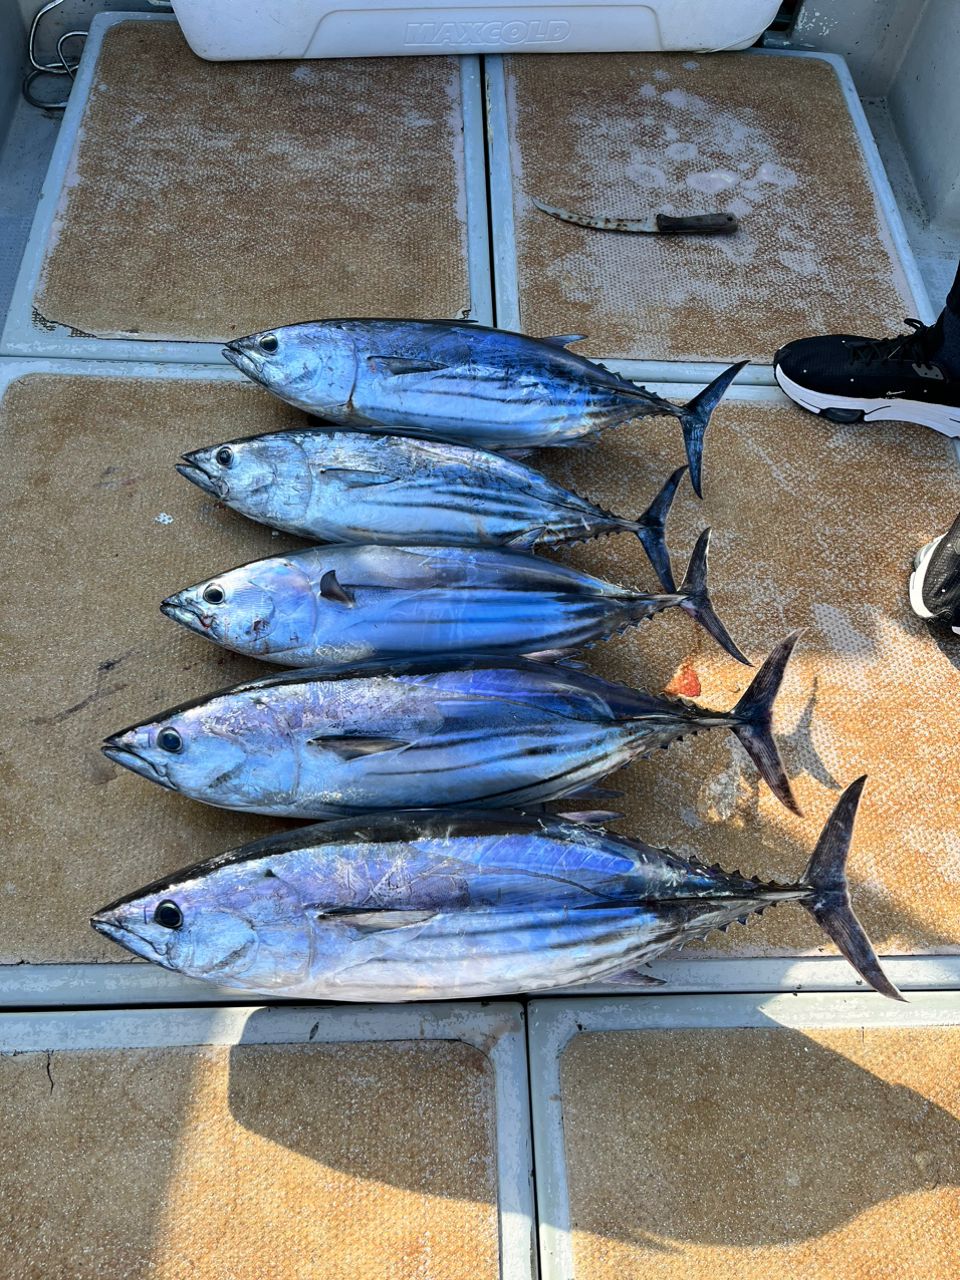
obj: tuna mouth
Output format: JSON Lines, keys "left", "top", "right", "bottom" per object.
{"left": 160, "top": 597, "right": 211, "bottom": 633}
{"left": 176, "top": 455, "right": 225, "bottom": 498}
{"left": 90, "top": 913, "right": 168, "bottom": 962}
{"left": 101, "top": 739, "right": 173, "bottom": 789}
{"left": 222, "top": 344, "right": 264, "bottom": 383}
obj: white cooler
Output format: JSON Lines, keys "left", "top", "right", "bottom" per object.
{"left": 169, "top": 0, "right": 782, "bottom": 60}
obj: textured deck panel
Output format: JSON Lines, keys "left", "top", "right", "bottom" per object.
{"left": 559, "top": 1026, "right": 960, "bottom": 1279}
{"left": 0, "top": 375, "right": 310, "bottom": 963}
{"left": 504, "top": 53, "right": 915, "bottom": 363}
{"left": 2, "top": 1038, "right": 499, "bottom": 1279}
{"left": 35, "top": 22, "right": 472, "bottom": 341}
{"left": 538, "top": 397, "right": 960, "bottom": 957}
{"left": 2, "top": 375, "right": 958, "bottom": 964}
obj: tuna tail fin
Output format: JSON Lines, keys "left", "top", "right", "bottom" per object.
{"left": 676, "top": 529, "right": 751, "bottom": 666}
{"left": 729, "top": 630, "right": 802, "bottom": 815}
{"left": 678, "top": 360, "right": 749, "bottom": 498}
{"left": 801, "top": 777, "right": 904, "bottom": 1001}
{"left": 635, "top": 465, "right": 687, "bottom": 592}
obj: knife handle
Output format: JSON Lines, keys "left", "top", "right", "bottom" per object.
{"left": 654, "top": 212, "right": 739, "bottom": 235}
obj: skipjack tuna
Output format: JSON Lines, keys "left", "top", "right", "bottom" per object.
{"left": 222, "top": 319, "right": 747, "bottom": 495}
{"left": 177, "top": 429, "right": 689, "bottom": 591}
{"left": 102, "top": 636, "right": 801, "bottom": 819}
{"left": 91, "top": 779, "right": 902, "bottom": 1002}
{"left": 160, "top": 536, "right": 749, "bottom": 669}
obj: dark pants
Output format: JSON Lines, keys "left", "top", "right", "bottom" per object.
{"left": 941, "top": 259, "right": 960, "bottom": 373}
{"left": 948, "top": 259, "right": 960, "bottom": 318}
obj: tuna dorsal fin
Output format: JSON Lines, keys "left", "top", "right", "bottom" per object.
{"left": 309, "top": 735, "right": 408, "bottom": 761}
{"left": 325, "top": 908, "right": 435, "bottom": 933}
{"left": 541, "top": 333, "right": 587, "bottom": 349}
{"left": 367, "top": 356, "right": 446, "bottom": 376}
{"left": 320, "top": 569, "right": 355, "bottom": 606}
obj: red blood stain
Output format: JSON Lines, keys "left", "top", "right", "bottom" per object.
{"left": 665, "top": 661, "right": 701, "bottom": 699}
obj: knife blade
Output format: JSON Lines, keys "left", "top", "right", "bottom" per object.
{"left": 532, "top": 196, "right": 739, "bottom": 235}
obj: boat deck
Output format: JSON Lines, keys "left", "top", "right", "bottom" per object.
{"left": 1, "top": 12, "right": 958, "bottom": 1278}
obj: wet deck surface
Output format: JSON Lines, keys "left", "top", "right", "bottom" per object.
{"left": 559, "top": 1024, "right": 960, "bottom": 1278}
{"left": 503, "top": 52, "right": 915, "bottom": 362}
{"left": 34, "top": 21, "right": 474, "bottom": 340}
{"left": 4, "top": 1037, "right": 499, "bottom": 1279}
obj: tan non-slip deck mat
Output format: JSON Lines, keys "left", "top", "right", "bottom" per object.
{"left": 539, "top": 399, "right": 960, "bottom": 957}
{"left": 2, "top": 375, "right": 958, "bottom": 965}
{"left": 36, "top": 22, "right": 472, "bottom": 341}
{"left": 559, "top": 1026, "right": 960, "bottom": 1279}
{"left": 0, "top": 374, "right": 311, "bottom": 963}
{"left": 504, "top": 53, "right": 915, "bottom": 363}
{"left": 3, "top": 1038, "right": 499, "bottom": 1279}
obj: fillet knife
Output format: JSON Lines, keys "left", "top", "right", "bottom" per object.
{"left": 532, "top": 196, "right": 739, "bottom": 235}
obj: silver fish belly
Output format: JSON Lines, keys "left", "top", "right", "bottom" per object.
{"left": 102, "top": 637, "right": 799, "bottom": 819}
{"left": 161, "top": 538, "right": 748, "bottom": 668}
{"left": 221, "top": 319, "right": 747, "bottom": 495}
{"left": 91, "top": 786, "right": 901, "bottom": 1002}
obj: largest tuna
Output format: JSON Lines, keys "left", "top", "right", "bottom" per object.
{"left": 102, "top": 636, "right": 802, "bottom": 819}
{"left": 91, "top": 779, "right": 901, "bottom": 1002}
{"left": 222, "top": 319, "right": 747, "bottom": 496}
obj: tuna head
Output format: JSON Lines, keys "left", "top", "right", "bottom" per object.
{"left": 176, "top": 433, "right": 315, "bottom": 528}
{"left": 101, "top": 701, "right": 256, "bottom": 804}
{"left": 161, "top": 557, "right": 318, "bottom": 659}
{"left": 91, "top": 861, "right": 313, "bottom": 990}
{"left": 223, "top": 321, "right": 357, "bottom": 415}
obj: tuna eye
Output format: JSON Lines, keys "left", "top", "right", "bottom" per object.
{"left": 157, "top": 728, "right": 183, "bottom": 753}
{"left": 258, "top": 334, "right": 278, "bottom": 354}
{"left": 215, "top": 446, "right": 234, "bottom": 468}
{"left": 203, "top": 584, "right": 225, "bottom": 605}
{"left": 154, "top": 900, "right": 183, "bottom": 930}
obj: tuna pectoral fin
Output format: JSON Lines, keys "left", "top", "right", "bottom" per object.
{"left": 729, "top": 631, "right": 802, "bottom": 815}
{"left": 505, "top": 526, "right": 547, "bottom": 550}
{"left": 678, "top": 360, "right": 749, "bottom": 497}
{"left": 309, "top": 735, "right": 410, "bottom": 761}
{"left": 604, "top": 967, "right": 666, "bottom": 988}
{"left": 801, "top": 777, "right": 904, "bottom": 1001}
{"left": 367, "top": 356, "right": 446, "bottom": 376}
{"left": 321, "top": 468, "right": 399, "bottom": 487}
{"left": 635, "top": 465, "right": 687, "bottom": 592}
{"left": 676, "top": 529, "right": 751, "bottom": 666}
{"left": 320, "top": 569, "right": 355, "bottom": 606}
{"left": 554, "top": 808, "right": 624, "bottom": 826}
{"left": 326, "top": 908, "right": 436, "bottom": 933}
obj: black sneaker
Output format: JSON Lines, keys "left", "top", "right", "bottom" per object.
{"left": 774, "top": 317, "right": 960, "bottom": 436}
{"left": 909, "top": 511, "right": 960, "bottom": 634}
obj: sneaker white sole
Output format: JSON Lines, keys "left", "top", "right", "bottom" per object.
{"left": 774, "top": 365, "right": 960, "bottom": 437}
{"left": 909, "top": 537, "right": 943, "bottom": 618}
{"left": 909, "top": 535, "right": 960, "bottom": 634}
